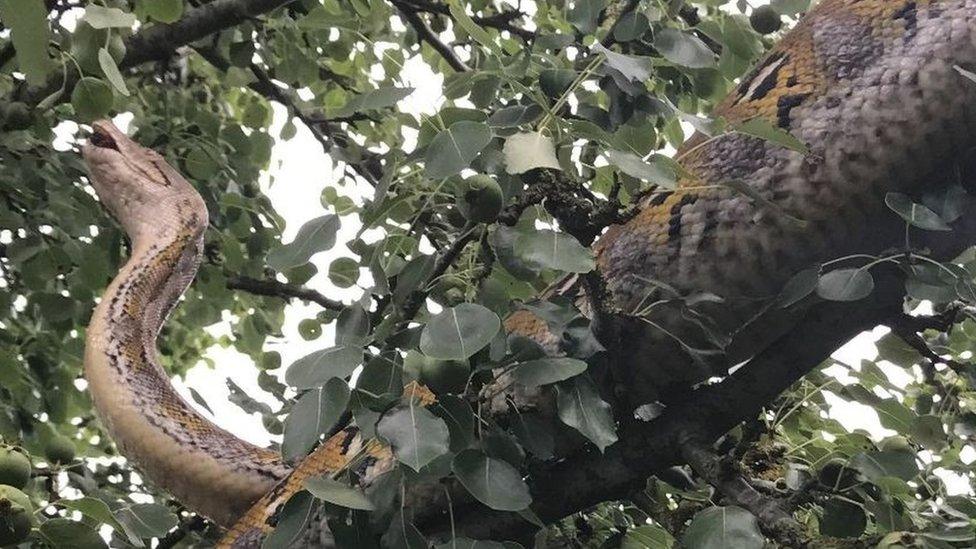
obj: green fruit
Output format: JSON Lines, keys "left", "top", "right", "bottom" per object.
{"left": 0, "top": 448, "right": 30, "bottom": 489}
{"left": 750, "top": 6, "right": 782, "bottom": 34}
{"left": 455, "top": 175, "right": 504, "bottom": 224}
{"left": 298, "top": 319, "right": 322, "bottom": 340}
{"left": 2, "top": 103, "right": 31, "bottom": 130}
{"left": 879, "top": 435, "right": 912, "bottom": 453}
{"left": 419, "top": 357, "right": 470, "bottom": 394}
{"left": 43, "top": 435, "right": 75, "bottom": 465}
{"left": 0, "top": 485, "right": 32, "bottom": 546}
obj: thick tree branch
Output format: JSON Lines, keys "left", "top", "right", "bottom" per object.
{"left": 415, "top": 273, "right": 908, "bottom": 543}
{"left": 681, "top": 439, "right": 804, "bottom": 546}
{"left": 23, "top": 0, "right": 297, "bottom": 105}
{"left": 226, "top": 275, "right": 344, "bottom": 311}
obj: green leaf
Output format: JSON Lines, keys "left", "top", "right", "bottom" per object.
{"left": 448, "top": 0, "right": 497, "bottom": 53}
{"left": 452, "top": 449, "right": 531, "bottom": 511}
{"left": 262, "top": 492, "right": 319, "bottom": 549}
{"left": 488, "top": 105, "right": 544, "bottom": 128}
{"left": 420, "top": 303, "right": 500, "bottom": 360}
{"left": 885, "top": 192, "right": 952, "bottom": 231}
{"left": 328, "top": 257, "right": 360, "bottom": 289}
{"left": 114, "top": 503, "right": 178, "bottom": 540}
{"left": 604, "top": 150, "right": 676, "bottom": 188}
{"left": 83, "top": 5, "right": 137, "bottom": 28}
{"left": 555, "top": 376, "right": 617, "bottom": 452}
{"left": 285, "top": 345, "right": 362, "bottom": 388}
{"left": 514, "top": 229, "right": 595, "bottom": 274}
{"left": 435, "top": 539, "right": 516, "bottom": 549}
{"left": 511, "top": 357, "right": 587, "bottom": 387}
{"left": 503, "top": 132, "right": 561, "bottom": 174}
{"left": 304, "top": 476, "right": 374, "bottom": 510}
{"left": 819, "top": 498, "right": 866, "bottom": 538}
{"left": 681, "top": 506, "right": 764, "bottom": 549}
{"left": 282, "top": 378, "right": 351, "bottom": 461}
{"left": 567, "top": 0, "right": 603, "bottom": 34}
{"left": 39, "top": 518, "right": 108, "bottom": 549}
{"left": 850, "top": 450, "right": 919, "bottom": 482}
{"left": 97, "top": 48, "right": 129, "bottom": 96}
{"left": 775, "top": 266, "right": 820, "bottom": 308}
{"left": 612, "top": 12, "right": 649, "bottom": 42}
{"left": 732, "top": 117, "right": 808, "bottom": 154}
{"left": 376, "top": 402, "right": 450, "bottom": 471}
{"left": 145, "top": 0, "right": 183, "bottom": 23}
{"left": 71, "top": 77, "right": 115, "bottom": 120}
{"left": 334, "top": 87, "right": 414, "bottom": 117}
{"left": 60, "top": 497, "right": 124, "bottom": 535}
{"left": 266, "top": 214, "right": 340, "bottom": 271}
{"left": 592, "top": 43, "right": 653, "bottom": 83}
{"left": 817, "top": 268, "right": 874, "bottom": 302}
{"left": 424, "top": 121, "right": 493, "bottom": 179}
{"left": 653, "top": 28, "right": 717, "bottom": 69}
{"left": 0, "top": 0, "right": 54, "bottom": 85}
{"left": 622, "top": 525, "right": 675, "bottom": 549}
{"left": 184, "top": 148, "right": 219, "bottom": 179}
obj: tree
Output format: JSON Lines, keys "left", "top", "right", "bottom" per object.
{"left": 0, "top": 0, "right": 974, "bottom": 547}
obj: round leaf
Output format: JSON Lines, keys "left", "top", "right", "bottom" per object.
{"left": 420, "top": 303, "right": 500, "bottom": 360}
{"left": 71, "top": 77, "right": 114, "bottom": 120}
{"left": 681, "top": 506, "right": 764, "bottom": 549}
{"left": 328, "top": 257, "right": 360, "bottom": 288}
{"left": 376, "top": 403, "right": 450, "bottom": 471}
{"left": 816, "top": 268, "right": 874, "bottom": 302}
{"left": 424, "top": 121, "right": 492, "bottom": 179}
{"left": 451, "top": 449, "right": 531, "bottom": 511}
{"left": 285, "top": 345, "right": 362, "bottom": 388}
{"left": 282, "top": 378, "right": 351, "bottom": 461}
{"left": 885, "top": 192, "right": 952, "bottom": 231}
{"left": 304, "top": 476, "right": 374, "bottom": 510}
{"left": 653, "top": 28, "right": 717, "bottom": 68}
{"left": 511, "top": 357, "right": 587, "bottom": 387}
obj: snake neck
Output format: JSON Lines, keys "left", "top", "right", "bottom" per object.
{"left": 85, "top": 207, "right": 290, "bottom": 527}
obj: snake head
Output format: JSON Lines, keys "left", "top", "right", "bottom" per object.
{"left": 82, "top": 120, "right": 207, "bottom": 241}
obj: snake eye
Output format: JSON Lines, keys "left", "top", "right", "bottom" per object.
{"left": 89, "top": 127, "right": 119, "bottom": 151}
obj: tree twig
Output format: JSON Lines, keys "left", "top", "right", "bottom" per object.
{"left": 226, "top": 275, "right": 344, "bottom": 311}
{"left": 396, "top": 0, "right": 535, "bottom": 41}
{"left": 393, "top": 1, "right": 470, "bottom": 72}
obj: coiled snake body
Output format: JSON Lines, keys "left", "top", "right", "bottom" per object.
{"left": 82, "top": 1, "right": 976, "bottom": 546}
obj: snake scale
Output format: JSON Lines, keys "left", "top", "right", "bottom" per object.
{"left": 81, "top": 0, "right": 976, "bottom": 546}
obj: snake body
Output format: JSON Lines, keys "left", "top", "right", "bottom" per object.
{"left": 81, "top": 0, "right": 976, "bottom": 546}
{"left": 82, "top": 121, "right": 290, "bottom": 527}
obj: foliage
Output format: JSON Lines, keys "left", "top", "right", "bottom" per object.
{"left": 0, "top": 0, "right": 974, "bottom": 547}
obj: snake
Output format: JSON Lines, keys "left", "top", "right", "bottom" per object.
{"left": 81, "top": 0, "right": 976, "bottom": 546}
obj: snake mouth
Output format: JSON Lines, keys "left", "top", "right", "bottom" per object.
{"left": 89, "top": 123, "right": 120, "bottom": 151}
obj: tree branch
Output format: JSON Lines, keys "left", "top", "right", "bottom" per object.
{"left": 396, "top": 0, "right": 535, "bottom": 41}
{"left": 192, "top": 46, "right": 385, "bottom": 186}
{"left": 681, "top": 439, "right": 805, "bottom": 546}
{"left": 415, "top": 272, "right": 908, "bottom": 543}
{"left": 23, "top": 0, "right": 297, "bottom": 105}
{"left": 226, "top": 275, "right": 344, "bottom": 311}
{"left": 393, "top": 1, "right": 471, "bottom": 72}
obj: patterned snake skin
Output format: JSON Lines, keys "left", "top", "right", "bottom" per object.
{"left": 80, "top": 1, "right": 976, "bottom": 546}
